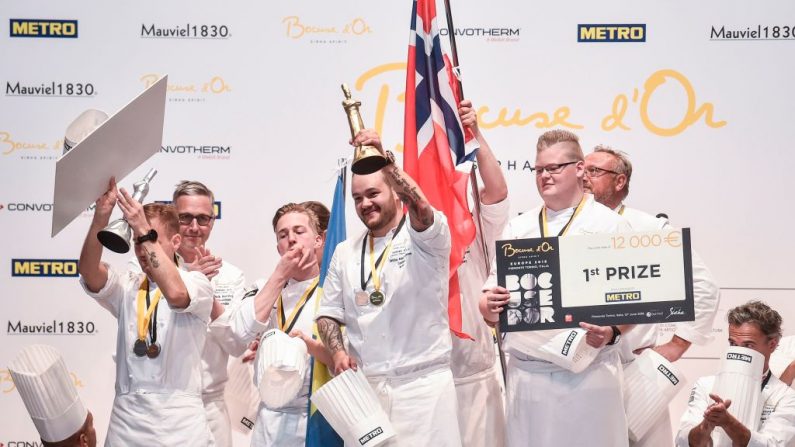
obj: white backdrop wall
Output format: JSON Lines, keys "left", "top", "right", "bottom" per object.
{"left": 1, "top": 1, "right": 794, "bottom": 445}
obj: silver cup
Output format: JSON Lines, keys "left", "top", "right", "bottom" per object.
{"left": 97, "top": 169, "right": 157, "bottom": 253}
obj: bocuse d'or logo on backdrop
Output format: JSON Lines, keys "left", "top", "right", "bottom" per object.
{"left": 140, "top": 23, "right": 231, "bottom": 39}
{"left": 9, "top": 19, "right": 78, "bottom": 38}
{"left": 0, "top": 131, "right": 61, "bottom": 161}
{"left": 140, "top": 73, "right": 231, "bottom": 104}
{"left": 11, "top": 259, "right": 79, "bottom": 277}
{"left": 281, "top": 16, "right": 372, "bottom": 44}
{"left": 439, "top": 25, "right": 521, "bottom": 43}
{"left": 5, "top": 80, "right": 96, "bottom": 98}
{"left": 159, "top": 144, "right": 232, "bottom": 160}
{"left": 578, "top": 24, "right": 646, "bottom": 42}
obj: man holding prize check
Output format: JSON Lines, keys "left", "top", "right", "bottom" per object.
{"left": 479, "top": 129, "right": 635, "bottom": 447}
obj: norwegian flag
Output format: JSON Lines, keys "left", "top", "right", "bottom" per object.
{"left": 403, "top": 0, "right": 478, "bottom": 339}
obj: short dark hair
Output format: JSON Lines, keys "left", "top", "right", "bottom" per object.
{"left": 727, "top": 300, "right": 783, "bottom": 340}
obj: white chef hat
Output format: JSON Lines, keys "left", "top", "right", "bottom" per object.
{"left": 8, "top": 344, "right": 88, "bottom": 443}
{"left": 63, "top": 109, "right": 108, "bottom": 154}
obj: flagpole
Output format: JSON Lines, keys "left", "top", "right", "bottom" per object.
{"left": 442, "top": 0, "right": 508, "bottom": 386}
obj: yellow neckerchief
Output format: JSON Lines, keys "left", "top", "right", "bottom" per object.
{"left": 540, "top": 195, "right": 588, "bottom": 237}
{"left": 617, "top": 204, "right": 626, "bottom": 215}
{"left": 276, "top": 277, "right": 320, "bottom": 333}
{"left": 136, "top": 278, "right": 162, "bottom": 343}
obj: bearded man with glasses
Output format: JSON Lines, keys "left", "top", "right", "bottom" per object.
{"left": 479, "top": 129, "right": 635, "bottom": 447}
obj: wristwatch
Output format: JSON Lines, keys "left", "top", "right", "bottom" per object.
{"left": 607, "top": 325, "right": 622, "bottom": 345}
{"left": 135, "top": 229, "right": 158, "bottom": 245}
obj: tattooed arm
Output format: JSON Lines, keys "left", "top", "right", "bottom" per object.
{"left": 117, "top": 188, "right": 191, "bottom": 309}
{"left": 353, "top": 129, "right": 435, "bottom": 232}
{"left": 317, "top": 317, "right": 357, "bottom": 374}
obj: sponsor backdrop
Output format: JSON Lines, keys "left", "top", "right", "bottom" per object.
{"left": 1, "top": 0, "right": 794, "bottom": 444}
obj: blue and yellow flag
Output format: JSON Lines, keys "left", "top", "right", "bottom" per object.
{"left": 306, "top": 168, "right": 346, "bottom": 446}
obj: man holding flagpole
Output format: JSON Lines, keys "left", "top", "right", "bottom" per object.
{"left": 452, "top": 100, "right": 509, "bottom": 447}
{"left": 316, "top": 129, "right": 462, "bottom": 446}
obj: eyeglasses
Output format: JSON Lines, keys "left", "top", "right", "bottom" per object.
{"left": 584, "top": 166, "right": 622, "bottom": 178}
{"left": 531, "top": 161, "right": 578, "bottom": 176}
{"left": 178, "top": 213, "right": 215, "bottom": 226}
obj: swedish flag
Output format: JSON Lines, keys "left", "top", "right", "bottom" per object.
{"left": 306, "top": 167, "right": 346, "bottom": 446}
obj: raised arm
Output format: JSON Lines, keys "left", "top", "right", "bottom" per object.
{"left": 117, "top": 189, "right": 190, "bottom": 309}
{"left": 78, "top": 177, "right": 117, "bottom": 293}
{"left": 353, "top": 129, "right": 434, "bottom": 232}
{"left": 253, "top": 244, "right": 315, "bottom": 323}
{"left": 459, "top": 100, "right": 507, "bottom": 205}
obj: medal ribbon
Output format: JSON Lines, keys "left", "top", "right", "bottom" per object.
{"left": 617, "top": 204, "right": 625, "bottom": 215}
{"left": 277, "top": 278, "right": 319, "bottom": 334}
{"left": 360, "top": 215, "right": 406, "bottom": 292}
{"left": 538, "top": 195, "right": 587, "bottom": 237}
{"left": 136, "top": 278, "right": 162, "bottom": 343}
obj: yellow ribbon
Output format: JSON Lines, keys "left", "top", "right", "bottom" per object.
{"left": 136, "top": 278, "right": 162, "bottom": 342}
{"left": 277, "top": 277, "right": 319, "bottom": 332}
{"left": 541, "top": 195, "right": 588, "bottom": 237}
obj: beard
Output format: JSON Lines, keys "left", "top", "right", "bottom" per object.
{"left": 361, "top": 200, "right": 399, "bottom": 233}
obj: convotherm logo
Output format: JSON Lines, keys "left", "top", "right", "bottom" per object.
{"left": 9, "top": 19, "right": 78, "bottom": 38}
{"left": 160, "top": 145, "right": 232, "bottom": 160}
{"left": 578, "top": 24, "right": 646, "bottom": 42}
{"left": 0, "top": 202, "right": 52, "bottom": 212}
{"left": 11, "top": 259, "right": 79, "bottom": 277}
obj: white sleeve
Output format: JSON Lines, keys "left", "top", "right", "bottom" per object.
{"left": 79, "top": 263, "right": 126, "bottom": 318}
{"left": 468, "top": 198, "right": 510, "bottom": 276}
{"left": 675, "top": 377, "right": 712, "bottom": 446}
{"left": 169, "top": 270, "right": 213, "bottom": 322}
{"left": 316, "top": 248, "right": 346, "bottom": 323}
{"left": 674, "top": 249, "right": 720, "bottom": 345}
{"left": 211, "top": 293, "right": 270, "bottom": 356}
{"left": 407, "top": 209, "right": 451, "bottom": 258}
{"left": 748, "top": 390, "right": 795, "bottom": 447}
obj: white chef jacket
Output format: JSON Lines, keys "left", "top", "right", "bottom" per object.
{"left": 80, "top": 264, "right": 214, "bottom": 446}
{"left": 482, "top": 194, "right": 631, "bottom": 447}
{"left": 317, "top": 210, "right": 452, "bottom": 377}
{"left": 617, "top": 205, "right": 720, "bottom": 362}
{"left": 483, "top": 194, "right": 631, "bottom": 360}
{"left": 250, "top": 276, "right": 321, "bottom": 446}
{"left": 453, "top": 198, "right": 510, "bottom": 378}
{"left": 676, "top": 373, "right": 795, "bottom": 447}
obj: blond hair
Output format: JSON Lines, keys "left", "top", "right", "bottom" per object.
{"left": 272, "top": 203, "right": 320, "bottom": 234}
{"left": 537, "top": 129, "right": 584, "bottom": 161}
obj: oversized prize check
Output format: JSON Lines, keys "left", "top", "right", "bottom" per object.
{"left": 496, "top": 229, "right": 695, "bottom": 332}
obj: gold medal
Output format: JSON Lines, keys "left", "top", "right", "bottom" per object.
{"left": 369, "top": 290, "right": 385, "bottom": 306}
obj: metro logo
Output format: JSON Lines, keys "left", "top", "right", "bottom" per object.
{"left": 10, "top": 19, "right": 78, "bottom": 38}
{"left": 578, "top": 24, "right": 645, "bottom": 42}
{"left": 12, "top": 259, "right": 78, "bottom": 277}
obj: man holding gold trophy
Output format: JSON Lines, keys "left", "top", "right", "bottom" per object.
{"left": 315, "top": 86, "right": 462, "bottom": 446}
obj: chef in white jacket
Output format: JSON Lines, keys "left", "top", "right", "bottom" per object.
{"left": 677, "top": 300, "right": 795, "bottom": 446}
{"left": 246, "top": 202, "right": 334, "bottom": 446}
{"left": 79, "top": 179, "right": 214, "bottom": 446}
{"left": 584, "top": 146, "right": 721, "bottom": 446}
{"left": 480, "top": 130, "right": 633, "bottom": 447}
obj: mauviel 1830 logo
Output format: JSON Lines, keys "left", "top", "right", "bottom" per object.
{"left": 9, "top": 19, "right": 78, "bottom": 38}
{"left": 578, "top": 24, "right": 646, "bottom": 42}
{"left": 11, "top": 259, "right": 78, "bottom": 277}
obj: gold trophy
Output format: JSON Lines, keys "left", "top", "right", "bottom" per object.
{"left": 341, "top": 84, "right": 388, "bottom": 175}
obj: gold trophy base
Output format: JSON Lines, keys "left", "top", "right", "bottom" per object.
{"left": 351, "top": 145, "right": 388, "bottom": 175}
